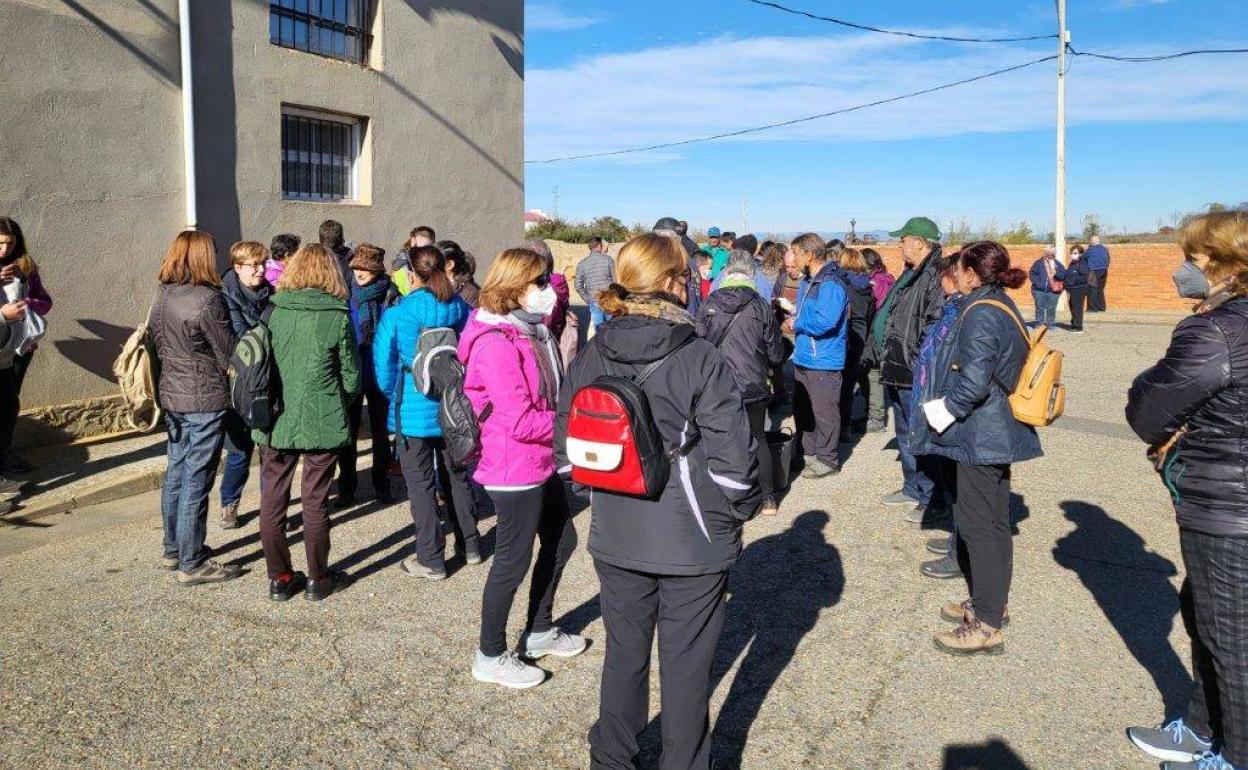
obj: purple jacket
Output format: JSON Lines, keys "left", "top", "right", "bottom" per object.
{"left": 545, "top": 272, "right": 571, "bottom": 341}
{"left": 869, "top": 267, "right": 895, "bottom": 311}
{"left": 459, "top": 310, "right": 556, "bottom": 487}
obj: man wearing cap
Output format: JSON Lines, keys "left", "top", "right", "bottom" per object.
{"left": 654, "top": 216, "right": 703, "bottom": 315}
{"left": 702, "top": 227, "right": 731, "bottom": 280}
{"left": 871, "top": 216, "right": 947, "bottom": 523}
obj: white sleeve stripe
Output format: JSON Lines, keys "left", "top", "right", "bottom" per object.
{"left": 709, "top": 471, "right": 752, "bottom": 491}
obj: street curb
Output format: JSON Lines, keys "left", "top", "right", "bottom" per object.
{"left": 0, "top": 469, "right": 165, "bottom": 526}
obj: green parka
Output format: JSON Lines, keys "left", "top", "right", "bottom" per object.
{"left": 254, "top": 289, "right": 361, "bottom": 451}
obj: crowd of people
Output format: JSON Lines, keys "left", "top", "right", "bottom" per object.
{"left": 6, "top": 200, "right": 1205, "bottom": 769}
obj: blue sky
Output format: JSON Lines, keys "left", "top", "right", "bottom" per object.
{"left": 522, "top": 0, "right": 1248, "bottom": 235}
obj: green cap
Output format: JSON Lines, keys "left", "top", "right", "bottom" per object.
{"left": 889, "top": 217, "right": 940, "bottom": 241}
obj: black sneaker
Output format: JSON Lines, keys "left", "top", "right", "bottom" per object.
{"left": 269, "top": 571, "right": 306, "bottom": 602}
{"left": 464, "top": 543, "right": 483, "bottom": 566}
{"left": 374, "top": 486, "right": 396, "bottom": 505}
{"left": 305, "top": 570, "right": 351, "bottom": 602}
{"left": 333, "top": 494, "right": 357, "bottom": 511}
{"left": 920, "top": 553, "right": 963, "bottom": 579}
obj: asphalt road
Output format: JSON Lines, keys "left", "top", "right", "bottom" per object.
{"left": 0, "top": 321, "right": 1188, "bottom": 769}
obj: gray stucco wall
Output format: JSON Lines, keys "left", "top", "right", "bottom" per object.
{"left": 0, "top": 0, "right": 524, "bottom": 423}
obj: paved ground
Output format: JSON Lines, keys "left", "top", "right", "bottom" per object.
{"left": 0, "top": 319, "right": 1191, "bottom": 769}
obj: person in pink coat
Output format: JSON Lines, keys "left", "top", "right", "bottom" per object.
{"left": 459, "top": 247, "right": 587, "bottom": 690}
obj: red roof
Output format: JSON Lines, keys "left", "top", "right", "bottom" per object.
{"left": 524, "top": 211, "right": 550, "bottom": 223}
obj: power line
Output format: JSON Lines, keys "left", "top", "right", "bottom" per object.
{"left": 745, "top": 0, "right": 1057, "bottom": 44}
{"left": 526, "top": 54, "right": 1058, "bottom": 165}
{"left": 1069, "top": 45, "right": 1248, "bottom": 62}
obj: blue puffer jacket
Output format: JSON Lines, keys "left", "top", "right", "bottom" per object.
{"left": 373, "top": 288, "right": 471, "bottom": 438}
{"left": 917, "top": 286, "right": 1043, "bottom": 466}
{"left": 793, "top": 261, "right": 849, "bottom": 370}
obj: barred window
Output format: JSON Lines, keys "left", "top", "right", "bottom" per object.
{"left": 281, "top": 109, "right": 362, "bottom": 202}
{"left": 269, "top": 0, "right": 372, "bottom": 64}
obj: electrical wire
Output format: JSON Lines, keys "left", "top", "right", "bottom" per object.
{"left": 526, "top": 54, "right": 1057, "bottom": 165}
{"left": 1069, "top": 45, "right": 1248, "bottom": 62}
{"left": 744, "top": 0, "right": 1058, "bottom": 44}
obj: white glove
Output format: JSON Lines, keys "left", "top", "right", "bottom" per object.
{"left": 923, "top": 398, "right": 957, "bottom": 434}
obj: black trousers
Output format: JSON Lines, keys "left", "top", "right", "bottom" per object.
{"left": 397, "top": 436, "right": 477, "bottom": 569}
{"left": 952, "top": 463, "right": 1012, "bottom": 630}
{"left": 1067, "top": 288, "right": 1088, "bottom": 330}
{"left": 590, "top": 559, "right": 729, "bottom": 770}
{"left": 1090, "top": 270, "right": 1109, "bottom": 311}
{"left": 793, "top": 367, "right": 843, "bottom": 469}
{"left": 338, "top": 387, "right": 392, "bottom": 498}
{"left": 0, "top": 366, "right": 18, "bottom": 456}
{"left": 746, "top": 402, "right": 775, "bottom": 499}
{"left": 838, "top": 351, "right": 863, "bottom": 430}
{"left": 1180, "top": 529, "right": 1248, "bottom": 768}
{"left": 478, "top": 477, "right": 577, "bottom": 657}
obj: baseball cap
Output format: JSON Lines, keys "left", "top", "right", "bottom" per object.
{"left": 889, "top": 217, "right": 940, "bottom": 241}
{"left": 707, "top": 227, "right": 722, "bottom": 237}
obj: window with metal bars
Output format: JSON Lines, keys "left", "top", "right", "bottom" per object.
{"left": 269, "top": 0, "right": 372, "bottom": 64}
{"left": 281, "top": 110, "right": 361, "bottom": 202}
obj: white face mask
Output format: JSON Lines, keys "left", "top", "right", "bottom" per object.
{"left": 521, "top": 283, "right": 558, "bottom": 316}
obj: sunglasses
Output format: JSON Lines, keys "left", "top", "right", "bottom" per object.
{"left": 533, "top": 273, "right": 551, "bottom": 289}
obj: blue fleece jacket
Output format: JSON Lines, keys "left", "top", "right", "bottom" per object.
{"left": 792, "top": 261, "right": 850, "bottom": 371}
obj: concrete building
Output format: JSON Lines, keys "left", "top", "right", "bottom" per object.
{"left": 0, "top": 0, "right": 524, "bottom": 444}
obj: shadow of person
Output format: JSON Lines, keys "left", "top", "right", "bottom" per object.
{"left": 1053, "top": 500, "right": 1191, "bottom": 718}
{"left": 942, "top": 738, "right": 1032, "bottom": 770}
{"left": 53, "top": 319, "right": 137, "bottom": 383}
{"left": 706, "top": 510, "right": 844, "bottom": 768}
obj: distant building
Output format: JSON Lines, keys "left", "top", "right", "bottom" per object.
{"left": 1, "top": 0, "right": 523, "bottom": 443}
{"left": 525, "top": 210, "right": 553, "bottom": 231}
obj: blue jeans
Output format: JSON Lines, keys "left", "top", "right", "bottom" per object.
{"left": 162, "top": 410, "right": 227, "bottom": 571}
{"left": 589, "top": 301, "right": 607, "bottom": 328}
{"left": 1033, "top": 290, "right": 1059, "bottom": 328}
{"left": 887, "top": 386, "right": 935, "bottom": 505}
{"left": 219, "top": 411, "right": 253, "bottom": 507}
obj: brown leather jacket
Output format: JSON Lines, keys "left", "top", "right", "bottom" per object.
{"left": 151, "top": 283, "right": 236, "bottom": 413}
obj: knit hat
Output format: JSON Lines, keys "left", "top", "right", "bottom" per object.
{"left": 349, "top": 243, "right": 386, "bottom": 273}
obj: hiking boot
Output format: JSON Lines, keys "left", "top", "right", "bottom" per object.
{"left": 472, "top": 650, "right": 546, "bottom": 689}
{"left": 374, "top": 485, "right": 396, "bottom": 505}
{"left": 400, "top": 555, "right": 447, "bottom": 581}
{"left": 1163, "top": 752, "right": 1238, "bottom": 770}
{"left": 161, "top": 555, "right": 179, "bottom": 571}
{"left": 800, "top": 459, "right": 839, "bottom": 479}
{"left": 933, "top": 619, "right": 1004, "bottom": 656}
{"left": 921, "top": 554, "right": 963, "bottom": 579}
{"left": 1127, "top": 718, "right": 1214, "bottom": 763}
{"left": 865, "top": 418, "right": 887, "bottom": 433}
{"left": 523, "top": 628, "right": 588, "bottom": 660}
{"left": 176, "top": 560, "right": 242, "bottom": 586}
{"left": 268, "top": 571, "right": 306, "bottom": 602}
{"left": 304, "top": 570, "right": 351, "bottom": 602}
{"left": 760, "top": 498, "right": 779, "bottom": 517}
{"left": 1, "top": 451, "right": 32, "bottom": 475}
{"left": 926, "top": 535, "right": 954, "bottom": 555}
{"left": 333, "top": 493, "right": 356, "bottom": 511}
{"left": 940, "top": 599, "right": 1010, "bottom": 626}
{"left": 905, "top": 503, "right": 950, "bottom": 525}
{"left": 881, "top": 489, "right": 916, "bottom": 506}
{"left": 220, "top": 501, "right": 240, "bottom": 530}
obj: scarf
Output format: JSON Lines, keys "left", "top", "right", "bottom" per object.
{"left": 351, "top": 275, "right": 391, "bottom": 345}
{"left": 611, "top": 289, "right": 694, "bottom": 326}
{"left": 507, "top": 309, "right": 562, "bottom": 407}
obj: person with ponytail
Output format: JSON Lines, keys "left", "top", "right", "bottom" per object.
{"left": 912, "top": 241, "right": 1042, "bottom": 656}
{"left": 460, "top": 248, "right": 585, "bottom": 690}
{"left": 374, "top": 246, "right": 480, "bottom": 579}
{"left": 555, "top": 233, "right": 762, "bottom": 768}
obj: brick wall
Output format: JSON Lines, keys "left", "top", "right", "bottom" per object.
{"left": 867, "top": 243, "right": 1189, "bottom": 311}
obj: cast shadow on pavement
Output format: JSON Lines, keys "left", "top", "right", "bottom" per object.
{"left": 1052, "top": 500, "right": 1190, "bottom": 719}
{"left": 942, "top": 738, "right": 1032, "bottom": 769}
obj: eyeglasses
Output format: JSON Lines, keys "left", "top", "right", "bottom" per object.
{"left": 237, "top": 262, "right": 265, "bottom": 271}
{"left": 533, "top": 273, "right": 551, "bottom": 289}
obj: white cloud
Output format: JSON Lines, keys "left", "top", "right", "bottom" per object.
{"left": 528, "top": 2, "right": 603, "bottom": 32}
{"left": 525, "top": 33, "right": 1248, "bottom": 163}
{"left": 1109, "top": 0, "right": 1174, "bottom": 9}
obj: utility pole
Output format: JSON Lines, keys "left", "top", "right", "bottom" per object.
{"left": 742, "top": 198, "right": 749, "bottom": 235}
{"left": 1055, "top": 0, "right": 1068, "bottom": 261}
{"left": 552, "top": 186, "right": 560, "bottom": 219}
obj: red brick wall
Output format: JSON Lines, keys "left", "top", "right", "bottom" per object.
{"left": 867, "top": 243, "right": 1188, "bottom": 311}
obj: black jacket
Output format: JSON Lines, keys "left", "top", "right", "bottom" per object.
{"left": 555, "top": 314, "right": 763, "bottom": 575}
{"left": 1064, "top": 259, "right": 1092, "bottom": 291}
{"left": 151, "top": 283, "right": 237, "bottom": 413}
{"left": 220, "top": 269, "right": 272, "bottom": 337}
{"left": 695, "top": 286, "right": 785, "bottom": 405}
{"left": 916, "top": 287, "right": 1042, "bottom": 466}
{"left": 842, "top": 269, "right": 875, "bottom": 367}
{"left": 880, "top": 246, "right": 945, "bottom": 388}
{"left": 1126, "top": 297, "right": 1248, "bottom": 537}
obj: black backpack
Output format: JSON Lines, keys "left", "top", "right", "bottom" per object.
{"left": 394, "top": 327, "right": 491, "bottom": 469}
{"left": 228, "top": 306, "right": 280, "bottom": 430}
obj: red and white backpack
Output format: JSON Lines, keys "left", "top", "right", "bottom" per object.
{"left": 565, "top": 343, "right": 698, "bottom": 499}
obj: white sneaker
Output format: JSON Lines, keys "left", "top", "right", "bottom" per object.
{"left": 523, "top": 627, "right": 588, "bottom": 659}
{"left": 472, "top": 650, "right": 545, "bottom": 689}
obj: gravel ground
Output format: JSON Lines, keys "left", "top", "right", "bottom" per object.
{"left": 0, "top": 321, "right": 1188, "bottom": 769}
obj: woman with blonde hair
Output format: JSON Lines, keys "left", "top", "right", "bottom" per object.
{"left": 151, "top": 230, "right": 240, "bottom": 585}
{"left": 555, "top": 233, "right": 762, "bottom": 768}
{"left": 1126, "top": 211, "right": 1248, "bottom": 770}
{"left": 460, "top": 247, "right": 585, "bottom": 689}
{"left": 253, "top": 244, "right": 361, "bottom": 602}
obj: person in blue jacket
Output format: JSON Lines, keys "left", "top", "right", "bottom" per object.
{"left": 783, "top": 233, "right": 849, "bottom": 479}
{"left": 373, "top": 246, "right": 481, "bottom": 579}
{"left": 1028, "top": 247, "right": 1067, "bottom": 330}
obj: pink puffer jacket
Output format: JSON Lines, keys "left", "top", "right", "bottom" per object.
{"left": 458, "top": 310, "right": 555, "bottom": 487}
